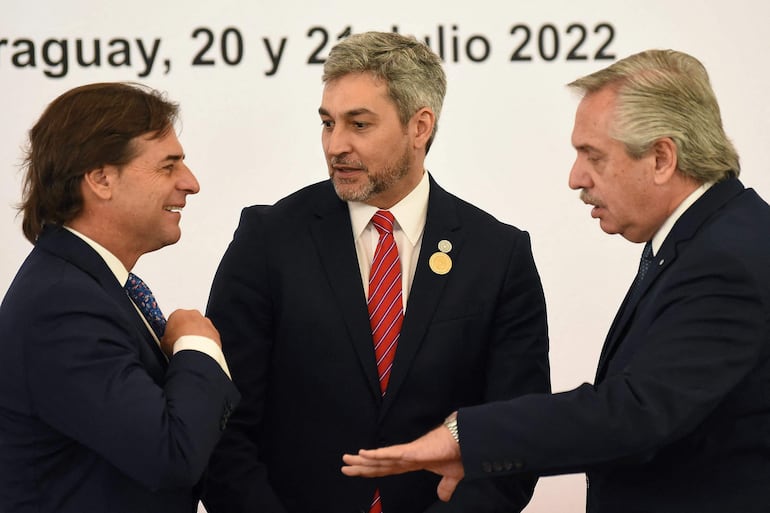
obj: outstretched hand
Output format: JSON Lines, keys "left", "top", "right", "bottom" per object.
{"left": 341, "top": 424, "right": 465, "bottom": 501}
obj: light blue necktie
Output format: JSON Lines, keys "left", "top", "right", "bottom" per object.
{"left": 125, "top": 272, "right": 167, "bottom": 338}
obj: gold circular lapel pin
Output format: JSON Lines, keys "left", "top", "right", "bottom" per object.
{"left": 430, "top": 239, "right": 453, "bottom": 275}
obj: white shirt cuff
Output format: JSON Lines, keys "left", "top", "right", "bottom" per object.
{"left": 173, "top": 335, "right": 232, "bottom": 379}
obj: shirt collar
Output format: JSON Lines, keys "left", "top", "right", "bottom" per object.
{"left": 650, "top": 181, "right": 713, "bottom": 255}
{"left": 349, "top": 170, "right": 430, "bottom": 244}
{"left": 63, "top": 226, "right": 130, "bottom": 286}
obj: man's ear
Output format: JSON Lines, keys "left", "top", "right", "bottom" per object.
{"left": 82, "top": 166, "right": 116, "bottom": 200}
{"left": 652, "top": 137, "right": 678, "bottom": 185}
{"left": 411, "top": 107, "right": 435, "bottom": 151}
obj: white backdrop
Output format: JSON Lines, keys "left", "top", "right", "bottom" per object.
{"left": 3, "top": 1, "right": 770, "bottom": 511}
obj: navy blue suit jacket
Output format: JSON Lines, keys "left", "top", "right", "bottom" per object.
{"left": 203, "top": 177, "right": 550, "bottom": 513}
{"left": 0, "top": 226, "right": 240, "bottom": 513}
{"left": 460, "top": 177, "right": 770, "bottom": 512}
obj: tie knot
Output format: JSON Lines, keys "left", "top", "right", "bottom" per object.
{"left": 126, "top": 272, "right": 148, "bottom": 297}
{"left": 372, "top": 210, "right": 395, "bottom": 236}
{"left": 126, "top": 272, "right": 151, "bottom": 294}
{"left": 125, "top": 272, "right": 166, "bottom": 338}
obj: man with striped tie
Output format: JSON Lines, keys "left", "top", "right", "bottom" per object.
{"left": 0, "top": 82, "right": 240, "bottom": 513}
{"left": 203, "top": 31, "right": 550, "bottom": 513}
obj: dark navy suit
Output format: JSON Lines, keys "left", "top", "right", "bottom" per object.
{"left": 203, "top": 176, "right": 551, "bottom": 513}
{"left": 460, "top": 177, "right": 770, "bottom": 512}
{"left": 0, "top": 226, "right": 240, "bottom": 513}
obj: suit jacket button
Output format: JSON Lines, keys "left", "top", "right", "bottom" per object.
{"left": 219, "top": 408, "right": 232, "bottom": 431}
{"left": 513, "top": 460, "right": 525, "bottom": 470}
{"left": 504, "top": 460, "right": 514, "bottom": 471}
{"left": 492, "top": 461, "right": 504, "bottom": 472}
{"left": 481, "top": 461, "right": 493, "bottom": 473}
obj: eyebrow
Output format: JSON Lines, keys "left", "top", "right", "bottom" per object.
{"left": 574, "top": 144, "right": 599, "bottom": 153}
{"left": 161, "top": 154, "right": 185, "bottom": 163}
{"left": 318, "top": 107, "right": 375, "bottom": 118}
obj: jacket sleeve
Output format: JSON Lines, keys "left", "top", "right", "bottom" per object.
{"left": 24, "top": 267, "right": 240, "bottom": 491}
{"left": 202, "top": 206, "right": 289, "bottom": 513}
{"left": 459, "top": 239, "right": 768, "bottom": 479}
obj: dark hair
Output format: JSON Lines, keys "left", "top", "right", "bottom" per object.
{"left": 19, "top": 82, "right": 179, "bottom": 243}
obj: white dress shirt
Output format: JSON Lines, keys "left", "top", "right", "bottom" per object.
{"left": 650, "top": 181, "right": 713, "bottom": 256}
{"left": 64, "top": 226, "right": 231, "bottom": 378}
{"left": 348, "top": 171, "right": 430, "bottom": 310}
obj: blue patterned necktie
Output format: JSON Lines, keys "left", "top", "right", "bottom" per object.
{"left": 125, "top": 272, "right": 167, "bottom": 338}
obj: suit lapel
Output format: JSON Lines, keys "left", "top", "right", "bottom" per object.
{"left": 308, "top": 187, "right": 383, "bottom": 401}
{"left": 595, "top": 178, "right": 745, "bottom": 380}
{"left": 36, "top": 226, "right": 169, "bottom": 372}
{"left": 380, "top": 177, "right": 462, "bottom": 417}
{"left": 309, "top": 178, "right": 465, "bottom": 410}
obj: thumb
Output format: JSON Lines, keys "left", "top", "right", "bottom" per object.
{"left": 436, "top": 476, "right": 460, "bottom": 502}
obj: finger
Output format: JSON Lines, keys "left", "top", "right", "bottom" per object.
{"left": 437, "top": 476, "right": 460, "bottom": 502}
{"left": 342, "top": 453, "right": 364, "bottom": 465}
{"left": 342, "top": 453, "right": 397, "bottom": 467}
{"left": 341, "top": 460, "right": 416, "bottom": 477}
{"left": 344, "top": 451, "right": 402, "bottom": 467}
{"left": 341, "top": 464, "right": 391, "bottom": 477}
{"left": 341, "top": 465, "right": 364, "bottom": 476}
{"left": 357, "top": 444, "right": 407, "bottom": 459}
{"left": 341, "top": 454, "right": 390, "bottom": 477}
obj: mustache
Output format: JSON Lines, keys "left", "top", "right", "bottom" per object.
{"left": 330, "top": 156, "right": 365, "bottom": 168}
{"left": 579, "top": 189, "right": 604, "bottom": 208}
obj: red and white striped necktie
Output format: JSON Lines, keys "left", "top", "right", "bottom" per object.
{"left": 367, "top": 210, "right": 403, "bottom": 513}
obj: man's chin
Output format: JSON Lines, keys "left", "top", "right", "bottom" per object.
{"left": 332, "top": 178, "right": 371, "bottom": 203}
{"left": 598, "top": 220, "right": 622, "bottom": 237}
{"left": 157, "top": 230, "right": 182, "bottom": 251}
